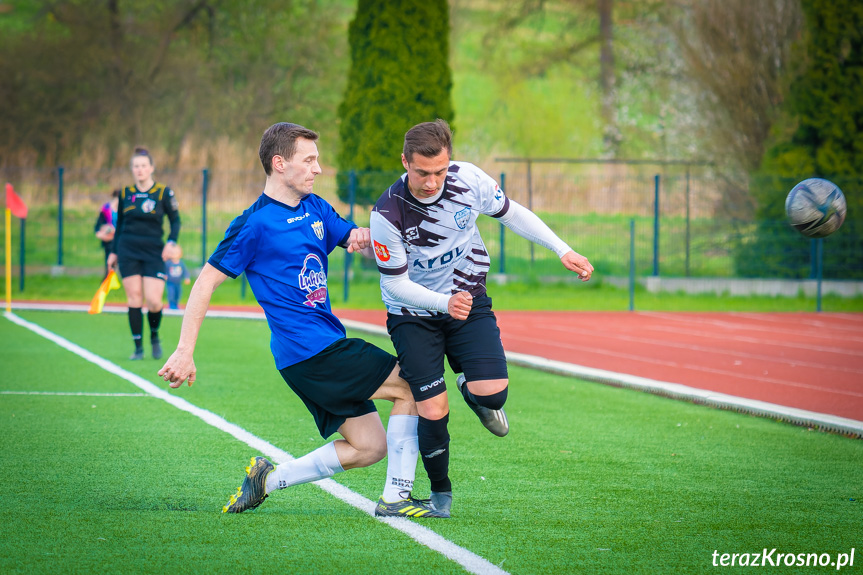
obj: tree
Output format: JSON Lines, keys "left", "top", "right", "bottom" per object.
{"left": 337, "top": 0, "right": 454, "bottom": 205}
{"left": 670, "top": 0, "right": 805, "bottom": 175}
{"left": 0, "top": 0, "right": 348, "bottom": 167}
{"left": 736, "top": 0, "right": 863, "bottom": 279}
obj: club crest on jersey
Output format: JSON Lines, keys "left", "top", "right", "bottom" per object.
{"left": 454, "top": 207, "right": 471, "bottom": 229}
{"left": 298, "top": 254, "right": 327, "bottom": 308}
{"left": 374, "top": 240, "right": 390, "bottom": 261}
{"left": 141, "top": 199, "right": 156, "bottom": 214}
{"left": 311, "top": 220, "right": 324, "bottom": 240}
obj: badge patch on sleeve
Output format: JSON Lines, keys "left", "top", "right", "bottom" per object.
{"left": 373, "top": 240, "right": 390, "bottom": 261}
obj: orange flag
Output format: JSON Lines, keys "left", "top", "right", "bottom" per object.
{"left": 89, "top": 270, "right": 122, "bottom": 314}
{"left": 5, "top": 183, "right": 28, "bottom": 219}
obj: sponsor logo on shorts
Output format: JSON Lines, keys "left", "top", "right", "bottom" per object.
{"left": 419, "top": 376, "right": 444, "bottom": 393}
{"left": 424, "top": 449, "right": 446, "bottom": 459}
{"left": 299, "top": 253, "right": 327, "bottom": 308}
{"left": 311, "top": 220, "right": 324, "bottom": 240}
{"left": 287, "top": 212, "right": 310, "bottom": 224}
{"left": 374, "top": 240, "right": 390, "bottom": 261}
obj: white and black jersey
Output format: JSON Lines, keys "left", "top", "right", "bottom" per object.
{"left": 370, "top": 161, "right": 509, "bottom": 316}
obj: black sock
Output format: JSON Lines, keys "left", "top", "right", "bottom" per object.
{"left": 462, "top": 384, "right": 508, "bottom": 410}
{"left": 128, "top": 307, "right": 143, "bottom": 350}
{"left": 148, "top": 310, "right": 162, "bottom": 342}
{"left": 418, "top": 414, "right": 451, "bottom": 493}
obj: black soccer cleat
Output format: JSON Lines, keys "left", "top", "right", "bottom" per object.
{"left": 456, "top": 374, "right": 509, "bottom": 437}
{"left": 151, "top": 338, "right": 163, "bottom": 360}
{"left": 223, "top": 456, "right": 274, "bottom": 513}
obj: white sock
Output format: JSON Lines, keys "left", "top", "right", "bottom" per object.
{"left": 381, "top": 414, "right": 419, "bottom": 502}
{"left": 265, "top": 441, "right": 344, "bottom": 494}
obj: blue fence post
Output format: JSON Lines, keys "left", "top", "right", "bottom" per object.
{"left": 201, "top": 168, "right": 209, "bottom": 267}
{"left": 809, "top": 238, "right": 818, "bottom": 279}
{"left": 19, "top": 218, "right": 26, "bottom": 291}
{"left": 685, "top": 167, "right": 691, "bottom": 277}
{"left": 344, "top": 171, "right": 356, "bottom": 303}
{"left": 815, "top": 237, "right": 823, "bottom": 312}
{"left": 499, "top": 172, "right": 506, "bottom": 274}
{"left": 629, "top": 219, "right": 635, "bottom": 311}
{"left": 57, "top": 166, "right": 64, "bottom": 267}
{"left": 652, "top": 173, "right": 660, "bottom": 277}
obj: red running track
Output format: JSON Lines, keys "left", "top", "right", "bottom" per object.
{"left": 335, "top": 309, "right": 863, "bottom": 422}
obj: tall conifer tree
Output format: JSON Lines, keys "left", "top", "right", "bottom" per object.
{"left": 337, "top": 0, "right": 454, "bottom": 204}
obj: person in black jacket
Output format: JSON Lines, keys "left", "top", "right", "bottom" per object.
{"left": 107, "top": 148, "right": 181, "bottom": 360}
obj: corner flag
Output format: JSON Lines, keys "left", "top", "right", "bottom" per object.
{"left": 5, "top": 183, "right": 28, "bottom": 219}
{"left": 89, "top": 270, "right": 122, "bottom": 314}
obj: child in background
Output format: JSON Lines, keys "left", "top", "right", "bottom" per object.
{"left": 94, "top": 189, "right": 121, "bottom": 278}
{"left": 164, "top": 243, "right": 190, "bottom": 310}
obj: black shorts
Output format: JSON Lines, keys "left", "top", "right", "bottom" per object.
{"left": 278, "top": 337, "right": 397, "bottom": 438}
{"left": 387, "top": 295, "right": 508, "bottom": 402}
{"left": 117, "top": 237, "right": 167, "bottom": 280}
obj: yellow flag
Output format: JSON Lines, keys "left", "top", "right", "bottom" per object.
{"left": 88, "top": 270, "right": 121, "bottom": 314}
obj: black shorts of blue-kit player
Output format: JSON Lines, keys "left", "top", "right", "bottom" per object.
{"left": 278, "top": 337, "right": 397, "bottom": 439}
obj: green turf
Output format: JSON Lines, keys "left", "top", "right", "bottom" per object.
{"left": 2, "top": 310, "right": 860, "bottom": 574}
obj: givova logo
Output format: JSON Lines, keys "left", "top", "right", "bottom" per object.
{"left": 420, "top": 376, "right": 445, "bottom": 393}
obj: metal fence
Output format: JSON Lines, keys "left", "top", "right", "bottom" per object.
{"left": 2, "top": 163, "right": 861, "bottom": 299}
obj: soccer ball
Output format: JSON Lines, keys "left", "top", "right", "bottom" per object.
{"left": 785, "top": 178, "right": 847, "bottom": 238}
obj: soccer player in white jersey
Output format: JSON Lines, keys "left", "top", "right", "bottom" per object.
{"left": 158, "top": 123, "right": 445, "bottom": 518}
{"left": 369, "top": 119, "right": 594, "bottom": 516}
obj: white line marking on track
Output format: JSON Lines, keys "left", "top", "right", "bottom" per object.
{"left": 504, "top": 332, "right": 863, "bottom": 397}
{"left": 3, "top": 311, "right": 508, "bottom": 575}
{"left": 642, "top": 311, "right": 863, "bottom": 344}
{"left": 511, "top": 323, "right": 863, "bottom": 374}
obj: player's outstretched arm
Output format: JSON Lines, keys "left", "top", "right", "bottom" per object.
{"left": 560, "top": 250, "right": 594, "bottom": 282}
{"left": 346, "top": 227, "right": 375, "bottom": 258}
{"left": 158, "top": 263, "right": 228, "bottom": 388}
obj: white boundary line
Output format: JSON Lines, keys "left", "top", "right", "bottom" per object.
{"left": 3, "top": 310, "right": 508, "bottom": 575}
{"left": 12, "top": 301, "right": 863, "bottom": 437}
{"left": 1, "top": 391, "right": 149, "bottom": 397}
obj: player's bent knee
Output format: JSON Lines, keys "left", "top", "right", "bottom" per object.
{"left": 416, "top": 398, "right": 449, "bottom": 421}
{"left": 474, "top": 387, "right": 508, "bottom": 410}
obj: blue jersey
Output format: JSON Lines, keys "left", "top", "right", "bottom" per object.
{"left": 208, "top": 193, "right": 356, "bottom": 369}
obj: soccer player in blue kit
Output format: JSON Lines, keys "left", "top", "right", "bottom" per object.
{"left": 370, "top": 120, "right": 594, "bottom": 516}
{"left": 158, "top": 123, "right": 445, "bottom": 518}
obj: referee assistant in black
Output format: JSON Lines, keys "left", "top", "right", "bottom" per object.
{"left": 107, "top": 148, "right": 181, "bottom": 360}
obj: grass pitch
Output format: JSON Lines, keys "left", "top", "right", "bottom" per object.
{"left": 1, "top": 310, "right": 860, "bottom": 574}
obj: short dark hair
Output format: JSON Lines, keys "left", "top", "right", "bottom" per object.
{"left": 259, "top": 122, "right": 319, "bottom": 176}
{"left": 111, "top": 189, "right": 121, "bottom": 199}
{"left": 132, "top": 147, "right": 153, "bottom": 166}
{"left": 403, "top": 119, "right": 452, "bottom": 163}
